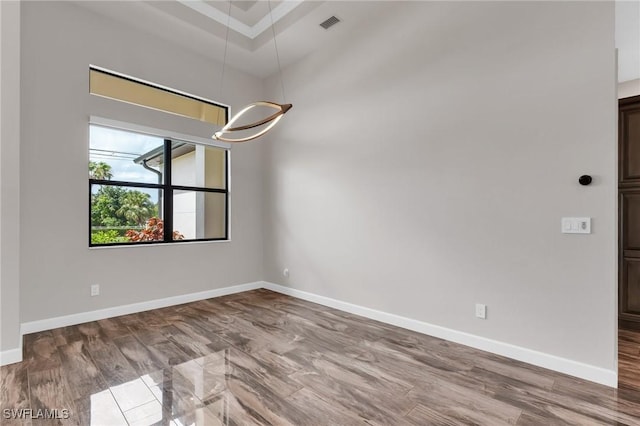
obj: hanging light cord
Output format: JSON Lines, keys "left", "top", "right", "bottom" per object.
{"left": 267, "top": 0, "right": 287, "bottom": 103}
{"left": 212, "top": 0, "right": 292, "bottom": 142}
{"left": 218, "top": 0, "right": 233, "bottom": 125}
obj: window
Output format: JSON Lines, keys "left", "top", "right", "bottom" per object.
{"left": 89, "top": 67, "right": 227, "bottom": 126}
{"left": 89, "top": 124, "right": 229, "bottom": 246}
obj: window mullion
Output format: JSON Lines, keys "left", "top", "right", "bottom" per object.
{"left": 163, "top": 139, "right": 173, "bottom": 243}
{"left": 225, "top": 150, "right": 229, "bottom": 240}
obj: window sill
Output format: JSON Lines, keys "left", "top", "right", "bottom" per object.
{"left": 88, "top": 239, "right": 231, "bottom": 250}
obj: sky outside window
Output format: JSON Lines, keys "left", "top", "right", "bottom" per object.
{"left": 89, "top": 125, "right": 164, "bottom": 202}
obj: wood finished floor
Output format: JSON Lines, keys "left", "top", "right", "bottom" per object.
{"left": 620, "top": 328, "right": 640, "bottom": 392}
{"left": 1, "top": 289, "right": 640, "bottom": 425}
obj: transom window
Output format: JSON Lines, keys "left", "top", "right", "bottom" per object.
{"left": 89, "top": 124, "right": 229, "bottom": 246}
{"left": 89, "top": 67, "right": 227, "bottom": 126}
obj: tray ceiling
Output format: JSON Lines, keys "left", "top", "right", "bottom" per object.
{"left": 74, "top": 1, "right": 639, "bottom": 82}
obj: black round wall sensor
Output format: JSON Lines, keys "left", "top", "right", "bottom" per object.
{"left": 579, "top": 175, "right": 592, "bottom": 186}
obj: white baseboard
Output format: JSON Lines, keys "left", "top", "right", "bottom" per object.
{"left": 262, "top": 281, "right": 617, "bottom": 388}
{"left": 0, "top": 281, "right": 263, "bottom": 366}
{"left": 0, "top": 347, "right": 22, "bottom": 366}
{"left": 21, "top": 281, "right": 263, "bottom": 335}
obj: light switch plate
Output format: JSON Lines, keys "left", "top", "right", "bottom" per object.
{"left": 561, "top": 217, "right": 591, "bottom": 234}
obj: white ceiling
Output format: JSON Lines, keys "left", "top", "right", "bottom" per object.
{"left": 180, "top": 0, "right": 298, "bottom": 38}
{"left": 76, "top": 1, "right": 640, "bottom": 82}
{"left": 75, "top": 0, "right": 395, "bottom": 78}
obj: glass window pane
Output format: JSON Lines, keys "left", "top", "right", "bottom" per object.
{"left": 89, "top": 125, "right": 164, "bottom": 184}
{"left": 170, "top": 142, "right": 226, "bottom": 190}
{"left": 91, "top": 184, "right": 164, "bottom": 244}
{"left": 90, "top": 68, "right": 226, "bottom": 126}
{"left": 172, "top": 191, "right": 226, "bottom": 240}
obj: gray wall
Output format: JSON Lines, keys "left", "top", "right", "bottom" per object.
{"left": 619, "top": 78, "right": 640, "bottom": 98}
{"left": 263, "top": 1, "right": 618, "bottom": 370}
{"left": 17, "top": 1, "right": 264, "bottom": 325}
{"left": 0, "top": 0, "right": 21, "bottom": 353}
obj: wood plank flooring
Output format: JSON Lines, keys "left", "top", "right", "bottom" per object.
{"left": 1, "top": 289, "right": 640, "bottom": 425}
{"left": 620, "top": 328, "right": 640, "bottom": 392}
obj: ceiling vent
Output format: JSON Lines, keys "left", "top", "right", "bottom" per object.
{"left": 320, "top": 15, "right": 341, "bottom": 30}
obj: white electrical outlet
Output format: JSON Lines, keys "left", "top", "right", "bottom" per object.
{"left": 475, "top": 303, "right": 487, "bottom": 319}
{"left": 283, "top": 268, "right": 290, "bottom": 278}
{"left": 91, "top": 284, "right": 100, "bottom": 296}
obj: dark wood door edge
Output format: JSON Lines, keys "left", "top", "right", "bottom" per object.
{"left": 620, "top": 95, "right": 640, "bottom": 106}
{"left": 620, "top": 318, "right": 640, "bottom": 331}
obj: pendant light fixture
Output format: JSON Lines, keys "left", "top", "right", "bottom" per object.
{"left": 213, "top": 0, "right": 292, "bottom": 143}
